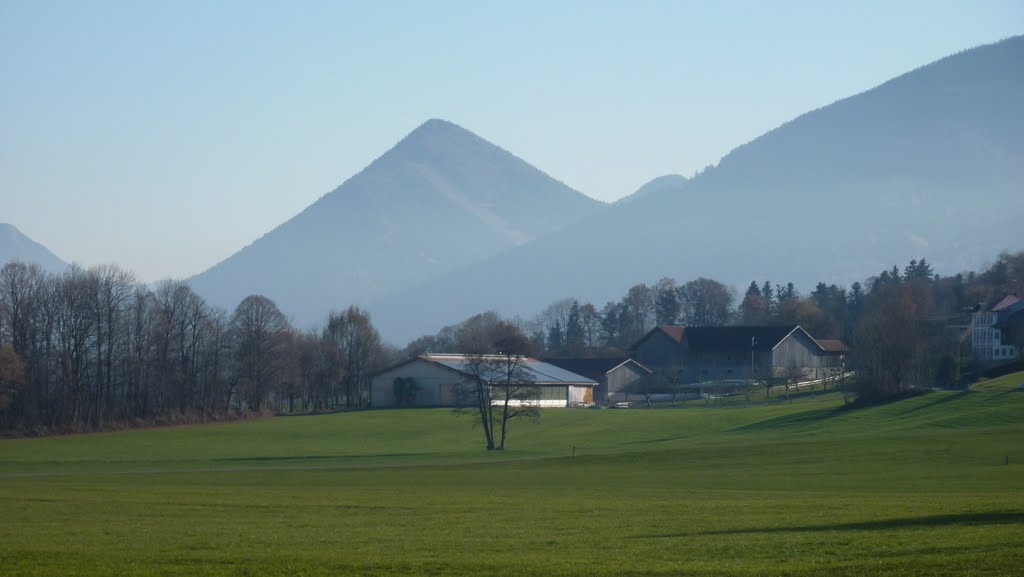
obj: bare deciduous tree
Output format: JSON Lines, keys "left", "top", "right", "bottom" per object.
{"left": 229, "top": 294, "right": 290, "bottom": 412}
{"left": 679, "top": 277, "right": 735, "bottom": 326}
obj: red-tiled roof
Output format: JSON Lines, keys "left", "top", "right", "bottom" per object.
{"left": 990, "top": 295, "right": 1021, "bottom": 312}
{"left": 817, "top": 339, "right": 849, "bottom": 354}
{"left": 659, "top": 325, "right": 685, "bottom": 343}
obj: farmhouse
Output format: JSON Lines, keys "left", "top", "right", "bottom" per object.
{"left": 370, "top": 353, "right": 597, "bottom": 408}
{"left": 631, "top": 325, "right": 837, "bottom": 383}
{"left": 972, "top": 295, "right": 1022, "bottom": 363}
{"left": 543, "top": 357, "right": 652, "bottom": 404}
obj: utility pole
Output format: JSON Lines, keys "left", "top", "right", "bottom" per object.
{"left": 751, "top": 337, "right": 757, "bottom": 380}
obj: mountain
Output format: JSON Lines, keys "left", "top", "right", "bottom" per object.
{"left": 369, "top": 36, "right": 1024, "bottom": 344}
{"left": 188, "top": 119, "right": 606, "bottom": 321}
{"left": 614, "top": 174, "right": 688, "bottom": 205}
{"left": 0, "top": 223, "right": 68, "bottom": 273}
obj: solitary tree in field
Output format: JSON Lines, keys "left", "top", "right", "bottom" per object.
{"left": 458, "top": 327, "right": 539, "bottom": 451}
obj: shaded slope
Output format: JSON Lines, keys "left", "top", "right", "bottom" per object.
{"left": 371, "top": 36, "right": 1024, "bottom": 343}
{"left": 0, "top": 223, "right": 68, "bottom": 273}
{"left": 188, "top": 119, "right": 605, "bottom": 320}
{"left": 614, "top": 174, "right": 688, "bottom": 205}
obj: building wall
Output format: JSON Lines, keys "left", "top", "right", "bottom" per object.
{"left": 771, "top": 330, "right": 827, "bottom": 378}
{"left": 972, "top": 312, "right": 998, "bottom": 360}
{"left": 370, "top": 360, "right": 472, "bottom": 408}
{"left": 633, "top": 332, "right": 683, "bottom": 369}
{"left": 372, "top": 359, "right": 594, "bottom": 408}
{"left": 602, "top": 363, "right": 649, "bottom": 402}
{"left": 972, "top": 311, "right": 1018, "bottom": 361}
{"left": 682, "top": 351, "right": 761, "bottom": 382}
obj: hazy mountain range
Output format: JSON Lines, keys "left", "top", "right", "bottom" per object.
{"left": 5, "top": 36, "right": 1022, "bottom": 345}
{"left": 367, "top": 35, "right": 1024, "bottom": 342}
{"left": 0, "top": 224, "right": 68, "bottom": 274}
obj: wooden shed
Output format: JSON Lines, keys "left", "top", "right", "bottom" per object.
{"left": 543, "top": 357, "right": 652, "bottom": 404}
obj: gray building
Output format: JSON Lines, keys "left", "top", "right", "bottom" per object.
{"left": 543, "top": 357, "right": 652, "bottom": 404}
{"left": 371, "top": 353, "right": 597, "bottom": 408}
{"left": 631, "top": 325, "right": 836, "bottom": 383}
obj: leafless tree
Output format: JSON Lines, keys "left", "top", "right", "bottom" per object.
{"left": 654, "top": 277, "right": 681, "bottom": 325}
{"left": 459, "top": 351, "right": 540, "bottom": 451}
{"left": 679, "top": 277, "right": 735, "bottom": 326}
{"left": 326, "top": 306, "right": 384, "bottom": 408}
{"left": 229, "top": 294, "right": 290, "bottom": 412}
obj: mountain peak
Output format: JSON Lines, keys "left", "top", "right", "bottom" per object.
{"left": 187, "top": 119, "right": 604, "bottom": 325}
{"left": 0, "top": 223, "right": 69, "bottom": 273}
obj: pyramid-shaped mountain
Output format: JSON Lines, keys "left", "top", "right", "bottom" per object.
{"left": 188, "top": 119, "right": 605, "bottom": 320}
{"left": 369, "top": 36, "right": 1024, "bottom": 343}
{"left": 0, "top": 223, "right": 68, "bottom": 274}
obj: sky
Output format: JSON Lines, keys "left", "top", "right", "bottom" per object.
{"left": 2, "top": 0, "right": 1022, "bottom": 283}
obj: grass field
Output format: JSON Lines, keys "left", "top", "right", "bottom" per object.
{"left": 2, "top": 374, "right": 1023, "bottom": 576}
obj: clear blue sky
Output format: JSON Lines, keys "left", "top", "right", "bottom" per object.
{"left": 2, "top": 0, "right": 1021, "bottom": 282}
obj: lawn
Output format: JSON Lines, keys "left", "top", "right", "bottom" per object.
{"left": 1, "top": 374, "right": 1022, "bottom": 576}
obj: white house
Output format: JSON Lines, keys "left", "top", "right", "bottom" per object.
{"left": 370, "top": 353, "right": 597, "bottom": 408}
{"left": 972, "top": 295, "right": 1021, "bottom": 362}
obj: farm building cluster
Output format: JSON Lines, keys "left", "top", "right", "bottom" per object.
{"left": 370, "top": 325, "right": 849, "bottom": 408}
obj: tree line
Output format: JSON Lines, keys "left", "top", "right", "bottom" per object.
{"left": 3, "top": 250, "right": 1021, "bottom": 432}
{"left": 405, "top": 251, "right": 1024, "bottom": 400}
{"left": 0, "top": 262, "right": 394, "bottom": 434}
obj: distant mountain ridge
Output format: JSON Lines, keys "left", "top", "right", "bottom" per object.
{"left": 187, "top": 119, "right": 606, "bottom": 322}
{"left": 0, "top": 223, "right": 68, "bottom": 273}
{"left": 367, "top": 36, "right": 1024, "bottom": 343}
{"left": 614, "top": 174, "right": 688, "bottom": 205}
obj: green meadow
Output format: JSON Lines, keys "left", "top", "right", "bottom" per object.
{"left": 2, "top": 375, "right": 1023, "bottom": 576}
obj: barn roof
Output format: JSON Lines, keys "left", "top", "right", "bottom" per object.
{"left": 630, "top": 325, "right": 686, "bottom": 350}
{"left": 683, "top": 326, "right": 804, "bottom": 352}
{"left": 421, "top": 354, "right": 597, "bottom": 386}
{"left": 817, "top": 339, "right": 849, "bottom": 354}
{"left": 985, "top": 294, "right": 1021, "bottom": 312}
{"left": 542, "top": 357, "right": 652, "bottom": 381}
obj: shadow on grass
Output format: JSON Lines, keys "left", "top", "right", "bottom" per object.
{"left": 214, "top": 453, "right": 422, "bottom": 463}
{"left": 731, "top": 405, "right": 846, "bottom": 432}
{"left": 633, "top": 511, "right": 1024, "bottom": 539}
{"left": 888, "top": 390, "right": 970, "bottom": 417}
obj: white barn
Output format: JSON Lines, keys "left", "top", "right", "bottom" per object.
{"left": 371, "top": 354, "right": 597, "bottom": 408}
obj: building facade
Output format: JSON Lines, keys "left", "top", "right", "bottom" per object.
{"left": 370, "top": 354, "right": 596, "bottom": 408}
{"left": 543, "top": 357, "right": 652, "bottom": 404}
{"left": 972, "top": 295, "right": 1022, "bottom": 362}
{"left": 631, "top": 325, "right": 836, "bottom": 383}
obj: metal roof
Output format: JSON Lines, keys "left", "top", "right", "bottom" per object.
{"left": 543, "top": 357, "right": 652, "bottom": 381}
{"left": 422, "top": 354, "right": 597, "bottom": 386}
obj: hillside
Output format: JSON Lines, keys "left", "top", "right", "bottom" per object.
{"left": 0, "top": 223, "right": 68, "bottom": 273}
{"left": 613, "top": 174, "right": 688, "bottom": 205}
{"left": 187, "top": 119, "right": 606, "bottom": 322}
{"left": 371, "top": 36, "right": 1024, "bottom": 343}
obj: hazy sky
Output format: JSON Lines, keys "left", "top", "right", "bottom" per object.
{"left": 2, "top": 1, "right": 1022, "bottom": 282}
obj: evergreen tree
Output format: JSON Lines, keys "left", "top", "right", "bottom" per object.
{"left": 761, "top": 281, "right": 775, "bottom": 318}
{"left": 848, "top": 282, "right": 864, "bottom": 321}
{"left": 547, "top": 320, "right": 564, "bottom": 353}
{"left": 746, "top": 281, "right": 762, "bottom": 298}
{"left": 565, "top": 300, "right": 584, "bottom": 351}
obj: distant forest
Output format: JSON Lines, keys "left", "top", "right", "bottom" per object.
{"left": 1, "top": 250, "right": 1022, "bottom": 435}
